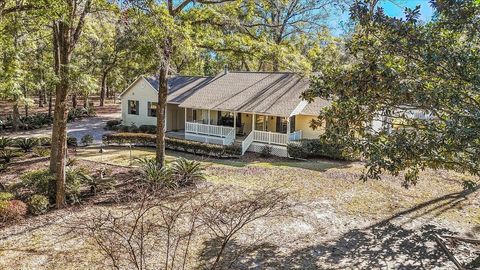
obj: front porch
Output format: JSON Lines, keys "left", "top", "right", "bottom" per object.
{"left": 180, "top": 108, "right": 303, "bottom": 154}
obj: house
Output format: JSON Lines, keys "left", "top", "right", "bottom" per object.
{"left": 119, "top": 71, "right": 330, "bottom": 157}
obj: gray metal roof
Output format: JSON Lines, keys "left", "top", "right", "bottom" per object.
{"left": 177, "top": 72, "right": 328, "bottom": 117}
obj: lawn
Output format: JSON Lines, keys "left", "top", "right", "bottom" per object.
{"left": 0, "top": 146, "right": 478, "bottom": 269}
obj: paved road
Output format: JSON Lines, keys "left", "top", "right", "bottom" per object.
{"left": 4, "top": 112, "right": 120, "bottom": 145}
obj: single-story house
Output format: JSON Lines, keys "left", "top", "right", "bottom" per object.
{"left": 119, "top": 70, "right": 329, "bottom": 157}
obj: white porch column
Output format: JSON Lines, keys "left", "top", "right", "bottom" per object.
{"left": 252, "top": 113, "right": 255, "bottom": 132}
{"left": 233, "top": 111, "right": 236, "bottom": 134}
{"left": 286, "top": 117, "right": 291, "bottom": 141}
{"left": 184, "top": 107, "right": 187, "bottom": 131}
{"left": 208, "top": 109, "right": 211, "bottom": 125}
{"left": 164, "top": 104, "right": 168, "bottom": 132}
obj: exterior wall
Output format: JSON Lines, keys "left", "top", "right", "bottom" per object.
{"left": 295, "top": 115, "right": 324, "bottom": 139}
{"left": 121, "top": 78, "right": 158, "bottom": 127}
{"left": 240, "top": 113, "right": 253, "bottom": 135}
{"left": 121, "top": 78, "right": 184, "bottom": 131}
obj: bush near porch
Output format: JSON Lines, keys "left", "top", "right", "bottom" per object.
{"left": 287, "top": 139, "right": 359, "bottom": 161}
{"left": 103, "top": 133, "right": 241, "bottom": 157}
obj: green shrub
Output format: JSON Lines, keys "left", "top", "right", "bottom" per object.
{"left": 139, "top": 125, "right": 157, "bottom": 134}
{"left": 27, "top": 194, "right": 50, "bottom": 215}
{"left": 171, "top": 158, "right": 205, "bottom": 187}
{"left": 105, "top": 119, "right": 121, "bottom": 130}
{"left": 287, "top": 143, "right": 308, "bottom": 159}
{"left": 0, "top": 149, "right": 18, "bottom": 163}
{"left": 0, "top": 137, "right": 13, "bottom": 149}
{"left": 37, "top": 136, "right": 52, "bottom": 146}
{"left": 0, "top": 192, "right": 14, "bottom": 201}
{"left": 15, "top": 137, "right": 38, "bottom": 152}
{"left": 260, "top": 145, "right": 273, "bottom": 158}
{"left": 0, "top": 200, "right": 27, "bottom": 223}
{"left": 20, "top": 168, "right": 87, "bottom": 204}
{"left": 136, "top": 158, "right": 176, "bottom": 188}
{"left": 128, "top": 124, "right": 139, "bottom": 133}
{"left": 103, "top": 133, "right": 241, "bottom": 158}
{"left": 67, "top": 136, "right": 78, "bottom": 147}
{"left": 81, "top": 134, "right": 94, "bottom": 146}
{"left": 33, "top": 147, "right": 50, "bottom": 157}
{"left": 19, "top": 113, "right": 52, "bottom": 130}
{"left": 287, "top": 139, "right": 358, "bottom": 161}
{"left": 118, "top": 125, "right": 130, "bottom": 132}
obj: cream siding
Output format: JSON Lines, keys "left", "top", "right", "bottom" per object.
{"left": 295, "top": 115, "right": 324, "bottom": 139}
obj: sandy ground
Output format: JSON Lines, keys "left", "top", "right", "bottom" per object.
{"left": 0, "top": 148, "right": 478, "bottom": 269}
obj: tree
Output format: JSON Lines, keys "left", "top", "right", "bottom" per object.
{"left": 49, "top": 0, "right": 93, "bottom": 208}
{"left": 305, "top": 0, "right": 480, "bottom": 186}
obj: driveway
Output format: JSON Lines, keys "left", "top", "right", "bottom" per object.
{"left": 5, "top": 112, "right": 120, "bottom": 145}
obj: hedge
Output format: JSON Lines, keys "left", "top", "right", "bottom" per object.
{"left": 287, "top": 139, "right": 359, "bottom": 161}
{"left": 103, "top": 133, "right": 241, "bottom": 157}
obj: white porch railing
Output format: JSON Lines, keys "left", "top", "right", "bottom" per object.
{"left": 241, "top": 131, "right": 254, "bottom": 155}
{"left": 185, "top": 122, "right": 235, "bottom": 138}
{"left": 253, "top": 130, "right": 288, "bottom": 145}
{"left": 224, "top": 129, "right": 235, "bottom": 145}
{"left": 288, "top": 130, "right": 303, "bottom": 141}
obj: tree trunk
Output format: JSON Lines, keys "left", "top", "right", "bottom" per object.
{"left": 156, "top": 43, "right": 171, "bottom": 166}
{"left": 83, "top": 94, "right": 89, "bottom": 108}
{"left": 99, "top": 71, "right": 107, "bottom": 107}
{"left": 50, "top": 22, "right": 60, "bottom": 173}
{"left": 48, "top": 92, "right": 53, "bottom": 118}
{"left": 39, "top": 90, "right": 44, "bottom": 107}
{"left": 12, "top": 103, "right": 19, "bottom": 131}
{"left": 72, "top": 93, "right": 77, "bottom": 108}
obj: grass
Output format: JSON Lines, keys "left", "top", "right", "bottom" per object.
{"left": 76, "top": 146, "right": 480, "bottom": 223}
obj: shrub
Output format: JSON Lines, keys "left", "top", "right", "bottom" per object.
{"left": 0, "top": 137, "right": 13, "bottom": 149}
{"left": 171, "top": 158, "right": 205, "bottom": 187}
{"left": 27, "top": 194, "right": 50, "bottom": 215}
{"left": 138, "top": 125, "right": 156, "bottom": 134}
{"left": 67, "top": 136, "right": 78, "bottom": 148}
{"left": 15, "top": 137, "right": 38, "bottom": 152}
{"left": 0, "top": 149, "right": 17, "bottom": 163}
{"left": 105, "top": 119, "right": 121, "bottom": 130}
{"left": 0, "top": 192, "right": 14, "bottom": 201}
{"left": 20, "top": 168, "right": 87, "bottom": 204}
{"left": 19, "top": 113, "right": 52, "bottom": 130}
{"left": 287, "top": 139, "right": 358, "bottom": 161}
{"left": 118, "top": 125, "right": 130, "bottom": 132}
{"left": 287, "top": 143, "right": 308, "bottom": 159}
{"left": 37, "top": 136, "right": 52, "bottom": 146}
{"left": 260, "top": 145, "right": 273, "bottom": 158}
{"left": 81, "top": 134, "right": 94, "bottom": 146}
{"left": 136, "top": 158, "right": 176, "bottom": 189}
{"left": 128, "top": 124, "right": 139, "bottom": 133}
{"left": 33, "top": 147, "right": 51, "bottom": 157}
{"left": 103, "top": 133, "right": 241, "bottom": 158}
{"left": 0, "top": 200, "right": 27, "bottom": 222}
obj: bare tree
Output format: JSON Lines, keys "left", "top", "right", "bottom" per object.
{"left": 73, "top": 186, "right": 289, "bottom": 269}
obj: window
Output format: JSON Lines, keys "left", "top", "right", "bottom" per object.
{"left": 147, "top": 102, "right": 157, "bottom": 117}
{"left": 276, "top": 117, "right": 288, "bottom": 133}
{"left": 128, "top": 100, "right": 139, "bottom": 115}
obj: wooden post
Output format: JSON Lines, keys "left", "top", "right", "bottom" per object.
{"left": 184, "top": 107, "right": 187, "bottom": 130}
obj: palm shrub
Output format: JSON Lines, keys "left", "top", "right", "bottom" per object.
{"left": 171, "top": 158, "right": 205, "bottom": 187}
{"left": 27, "top": 194, "right": 50, "bottom": 215}
{"left": 136, "top": 158, "right": 176, "bottom": 189}
{"left": 0, "top": 149, "right": 17, "bottom": 163}
{"left": 33, "top": 147, "right": 51, "bottom": 157}
{"left": 15, "top": 138, "right": 38, "bottom": 152}
{"left": 0, "top": 137, "right": 13, "bottom": 149}
{"left": 81, "top": 134, "right": 94, "bottom": 146}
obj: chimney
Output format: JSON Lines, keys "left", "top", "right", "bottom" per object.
{"left": 224, "top": 64, "right": 228, "bottom": 75}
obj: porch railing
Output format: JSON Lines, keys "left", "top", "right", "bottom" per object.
{"left": 253, "top": 130, "right": 288, "bottom": 145}
{"left": 241, "top": 131, "right": 254, "bottom": 155}
{"left": 288, "top": 130, "right": 303, "bottom": 141}
{"left": 185, "top": 121, "right": 235, "bottom": 138}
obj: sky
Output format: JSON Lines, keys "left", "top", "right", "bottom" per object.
{"left": 329, "top": 0, "right": 435, "bottom": 35}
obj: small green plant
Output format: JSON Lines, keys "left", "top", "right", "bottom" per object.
{"left": 0, "top": 137, "right": 13, "bottom": 149}
{"left": 0, "top": 200, "right": 27, "bottom": 223}
{"left": 15, "top": 137, "right": 38, "bottom": 152}
{"left": 37, "top": 136, "right": 52, "bottom": 146}
{"left": 0, "top": 149, "right": 17, "bottom": 163}
{"left": 0, "top": 192, "right": 14, "bottom": 201}
{"left": 105, "top": 119, "right": 121, "bottom": 130}
{"left": 136, "top": 158, "right": 176, "bottom": 189}
{"left": 81, "top": 134, "right": 94, "bottom": 146}
{"left": 33, "top": 147, "right": 51, "bottom": 157}
{"left": 67, "top": 136, "right": 78, "bottom": 148}
{"left": 260, "top": 145, "right": 273, "bottom": 158}
{"left": 27, "top": 194, "right": 50, "bottom": 215}
{"left": 66, "top": 157, "right": 78, "bottom": 167}
{"left": 463, "top": 180, "right": 478, "bottom": 191}
{"left": 171, "top": 158, "right": 205, "bottom": 187}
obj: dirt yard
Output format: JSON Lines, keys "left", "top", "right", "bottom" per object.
{"left": 0, "top": 147, "right": 479, "bottom": 269}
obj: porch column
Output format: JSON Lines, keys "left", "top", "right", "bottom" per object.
{"left": 184, "top": 107, "right": 187, "bottom": 131}
{"left": 164, "top": 104, "right": 168, "bottom": 132}
{"left": 252, "top": 113, "right": 255, "bottom": 132}
{"left": 233, "top": 111, "right": 236, "bottom": 133}
{"left": 286, "top": 117, "right": 291, "bottom": 142}
{"left": 208, "top": 109, "right": 211, "bottom": 125}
